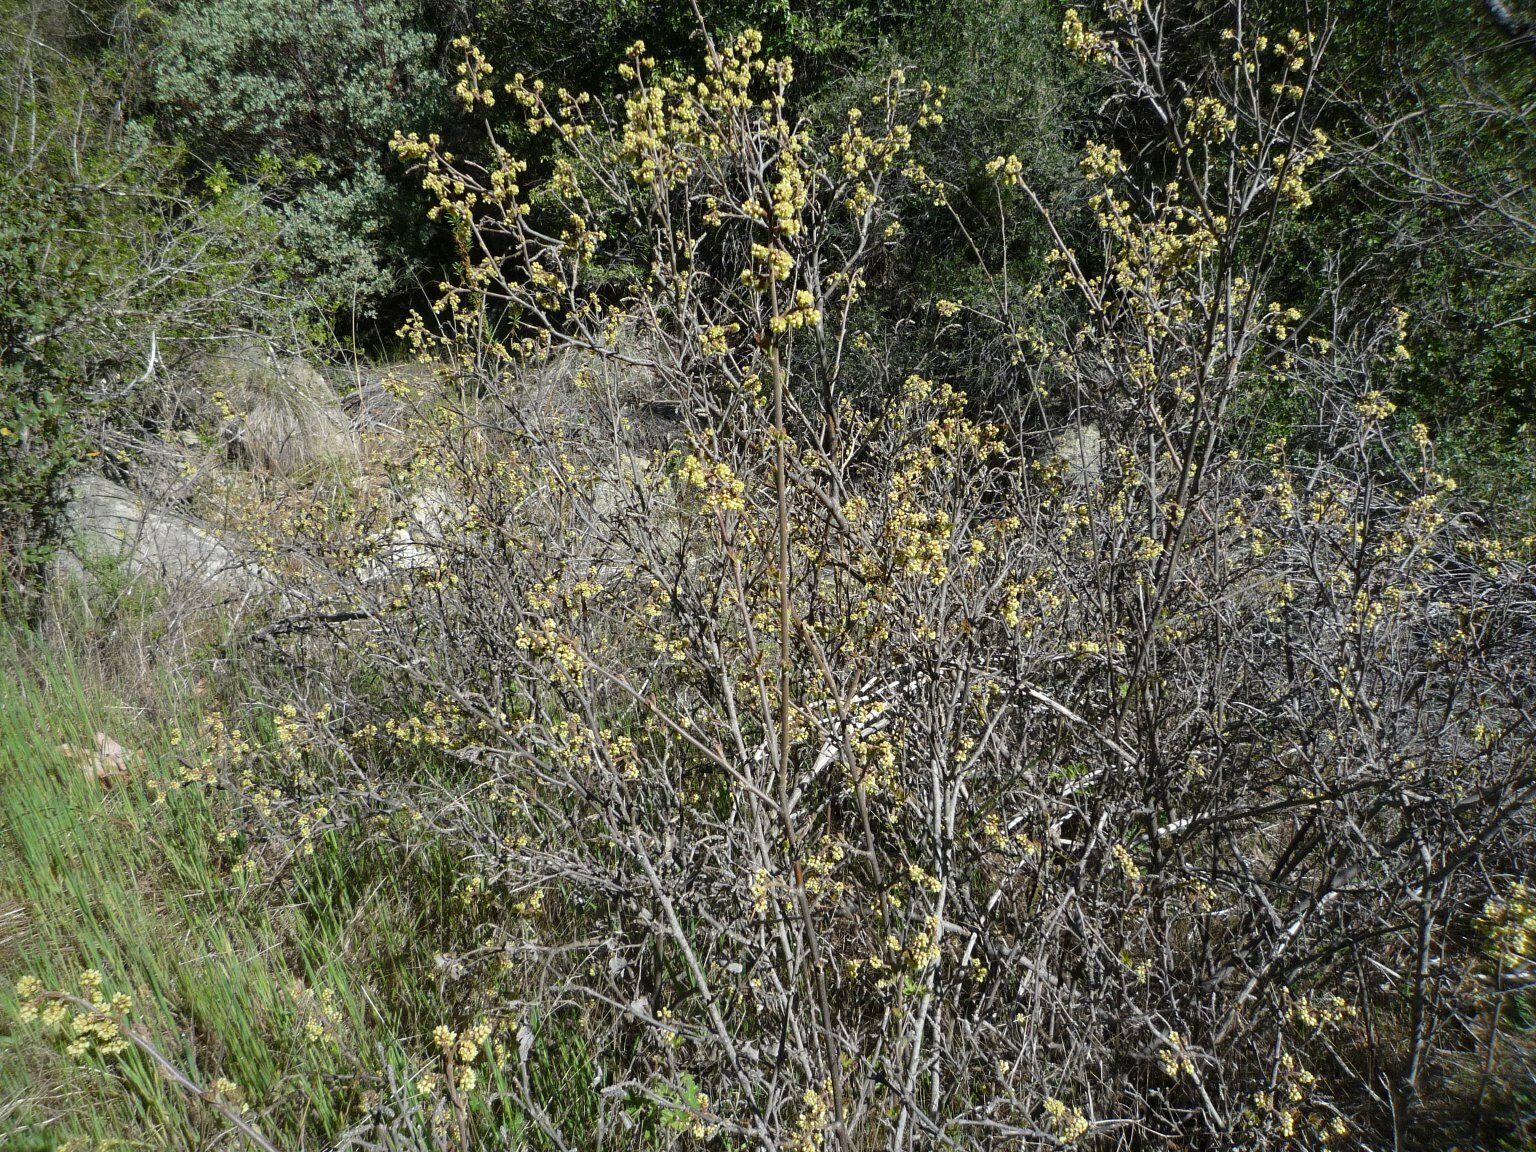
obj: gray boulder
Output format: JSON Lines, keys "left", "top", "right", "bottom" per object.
{"left": 56, "top": 475, "right": 270, "bottom": 597}
{"left": 1051, "top": 422, "right": 1104, "bottom": 490}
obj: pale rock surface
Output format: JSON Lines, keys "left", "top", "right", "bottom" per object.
{"left": 56, "top": 475, "right": 270, "bottom": 596}
{"left": 1051, "top": 422, "right": 1103, "bottom": 489}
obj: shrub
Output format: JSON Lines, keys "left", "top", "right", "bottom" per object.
{"left": 150, "top": 0, "right": 439, "bottom": 313}
{"left": 0, "top": 6, "right": 284, "bottom": 618}
{"left": 213, "top": 8, "right": 1536, "bottom": 1149}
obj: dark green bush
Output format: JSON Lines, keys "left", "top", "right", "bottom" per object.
{"left": 151, "top": 0, "right": 440, "bottom": 314}
{"left": 1, "top": 3, "right": 288, "bottom": 616}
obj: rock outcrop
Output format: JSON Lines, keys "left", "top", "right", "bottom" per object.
{"left": 56, "top": 475, "right": 270, "bottom": 598}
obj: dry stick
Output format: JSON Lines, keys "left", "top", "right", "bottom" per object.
{"left": 766, "top": 237, "right": 851, "bottom": 1152}
{"left": 31, "top": 992, "right": 282, "bottom": 1152}
{"left": 1473, "top": 953, "right": 1506, "bottom": 1114}
{"left": 722, "top": 548, "right": 841, "bottom": 1097}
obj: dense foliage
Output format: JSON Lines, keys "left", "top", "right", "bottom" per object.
{"left": 1264, "top": 0, "right": 1536, "bottom": 508}
{"left": 0, "top": 0, "right": 283, "bottom": 614}
{"left": 151, "top": 0, "right": 440, "bottom": 313}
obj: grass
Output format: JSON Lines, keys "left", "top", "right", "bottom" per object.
{"left": 0, "top": 634, "right": 401, "bottom": 1149}
{"left": 0, "top": 628, "right": 626, "bottom": 1151}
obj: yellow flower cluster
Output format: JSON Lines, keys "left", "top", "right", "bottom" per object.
{"left": 788, "top": 1082, "right": 833, "bottom": 1152}
{"left": 1043, "top": 1096, "right": 1091, "bottom": 1142}
{"left": 290, "top": 981, "right": 341, "bottom": 1044}
{"left": 1081, "top": 142, "right": 1125, "bottom": 185}
{"left": 450, "top": 37, "right": 496, "bottom": 111}
{"left": 514, "top": 618, "right": 586, "bottom": 686}
{"left": 1482, "top": 883, "right": 1536, "bottom": 970}
{"left": 1062, "top": 8, "right": 1109, "bottom": 65}
{"left": 802, "top": 837, "right": 849, "bottom": 899}
{"left": 1285, "top": 990, "right": 1355, "bottom": 1031}
{"left": 769, "top": 289, "right": 822, "bottom": 334}
{"left": 1181, "top": 96, "right": 1236, "bottom": 144}
{"left": 1112, "top": 842, "right": 1142, "bottom": 881}
{"left": 984, "top": 153, "right": 1025, "bottom": 187}
{"left": 1265, "top": 28, "right": 1316, "bottom": 100}
{"left": 678, "top": 453, "right": 748, "bottom": 514}
{"left": 1157, "top": 1030, "right": 1197, "bottom": 1078}
{"left": 382, "top": 699, "right": 469, "bottom": 751}
{"left": 1268, "top": 130, "right": 1329, "bottom": 210}
{"left": 422, "top": 1020, "right": 496, "bottom": 1098}
{"left": 1246, "top": 1048, "right": 1345, "bottom": 1145}
{"left": 16, "top": 971, "right": 133, "bottom": 1060}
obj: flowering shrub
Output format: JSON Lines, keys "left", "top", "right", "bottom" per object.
{"left": 214, "top": 4, "right": 1536, "bottom": 1148}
